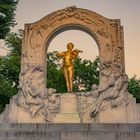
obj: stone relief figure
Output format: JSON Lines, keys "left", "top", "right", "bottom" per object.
{"left": 90, "top": 71, "right": 129, "bottom": 117}
{"left": 111, "top": 74, "right": 128, "bottom": 107}
{"left": 17, "top": 67, "right": 60, "bottom": 122}
{"left": 77, "top": 84, "right": 99, "bottom": 97}
{"left": 91, "top": 84, "right": 100, "bottom": 97}
{"left": 43, "top": 88, "right": 60, "bottom": 122}
{"left": 99, "top": 61, "right": 112, "bottom": 77}
{"left": 47, "top": 88, "right": 60, "bottom": 113}
{"left": 28, "top": 28, "right": 46, "bottom": 63}
{"left": 17, "top": 64, "right": 45, "bottom": 117}
{"left": 56, "top": 43, "right": 83, "bottom": 93}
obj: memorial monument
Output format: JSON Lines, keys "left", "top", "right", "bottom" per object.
{"left": 0, "top": 5, "right": 140, "bottom": 123}
{"left": 0, "top": 6, "right": 140, "bottom": 140}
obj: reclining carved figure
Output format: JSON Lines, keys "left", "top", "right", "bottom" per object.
{"left": 90, "top": 73, "right": 128, "bottom": 117}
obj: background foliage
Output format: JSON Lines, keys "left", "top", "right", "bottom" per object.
{"left": 0, "top": 33, "right": 21, "bottom": 112}
{"left": 128, "top": 75, "right": 140, "bottom": 103}
{"left": 0, "top": 0, "right": 18, "bottom": 39}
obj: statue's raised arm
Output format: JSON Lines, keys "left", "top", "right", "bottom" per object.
{"left": 56, "top": 51, "right": 65, "bottom": 57}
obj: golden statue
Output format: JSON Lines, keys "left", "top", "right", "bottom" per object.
{"left": 56, "top": 43, "right": 83, "bottom": 93}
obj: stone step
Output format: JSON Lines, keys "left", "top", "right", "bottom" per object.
{"left": 0, "top": 123, "right": 140, "bottom": 131}
{"left": 0, "top": 123, "right": 140, "bottom": 140}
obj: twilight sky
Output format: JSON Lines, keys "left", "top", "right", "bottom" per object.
{"left": 0, "top": 0, "right": 140, "bottom": 77}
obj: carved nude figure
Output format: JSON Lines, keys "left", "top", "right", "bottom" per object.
{"left": 56, "top": 43, "right": 83, "bottom": 93}
{"left": 90, "top": 72, "right": 128, "bottom": 117}
{"left": 43, "top": 88, "right": 59, "bottom": 122}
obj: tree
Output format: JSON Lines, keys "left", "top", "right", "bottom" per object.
{"left": 73, "top": 57, "right": 99, "bottom": 91}
{"left": 0, "top": 73, "right": 16, "bottom": 112}
{"left": 47, "top": 52, "right": 67, "bottom": 93}
{"left": 128, "top": 75, "right": 140, "bottom": 103}
{"left": 1, "top": 33, "right": 21, "bottom": 87}
{"left": 0, "top": 33, "right": 21, "bottom": 112}
{"left": 0, "top": 0, "right": 19, "bottom": 39}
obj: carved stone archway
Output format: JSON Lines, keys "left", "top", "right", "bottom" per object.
{"left": 21, "top": 6, "right": 125, "bottom": 92}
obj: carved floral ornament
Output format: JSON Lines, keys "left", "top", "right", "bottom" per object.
{"left": 64, "top": 6, "right": 77, "bottom": 16}
{"left": 28, "top": 6, "right": 118, "bottom": 41}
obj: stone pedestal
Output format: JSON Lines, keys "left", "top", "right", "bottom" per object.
{"left": 54, "top": 93, "right": 80, "bottom": 123}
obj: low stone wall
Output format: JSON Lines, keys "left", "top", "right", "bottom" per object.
{"left": 0, "top": 123, "right": 140, "bottom": 140}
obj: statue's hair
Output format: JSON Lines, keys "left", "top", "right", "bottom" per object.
{"left": 67, "top": 43, "right": 74, "bottom": 50}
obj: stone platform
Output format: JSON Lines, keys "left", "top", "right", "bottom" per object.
{"left": 0, "top": 123, "right": 140, "bottom": 140}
